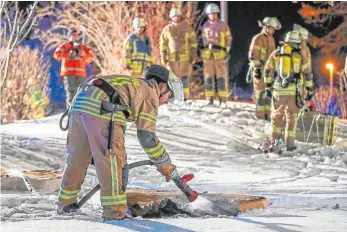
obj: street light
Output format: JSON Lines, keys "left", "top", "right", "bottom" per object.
{"left": 326, "top": 63, "right": 334, "bottom": 114}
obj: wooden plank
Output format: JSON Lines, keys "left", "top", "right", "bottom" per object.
{"left": 125, "top": 188, "right": 267, "bottom": 215}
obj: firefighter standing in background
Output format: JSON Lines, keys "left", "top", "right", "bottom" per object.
{"left": 264, "top": 31, "right": 313, "bottom": 151}
{"left": 159, "top": 8, "right": 198, "bottom": 100}
{"left": 123, "top": 18, "right": 154, "bottom": 78}
{"left": 293, "top": 24, "right": 313, "bottom": 98}
{"left": 57, "top": 65, "right": 184, "bottom": 220}
{"left": 249, "top": 17, "right": 281, "bottom": 119}
{"left": 54, "top": 29, "right": 94, "bottom": 108}
{"left": 201, "top": 3, "right": 232, "bottom": 106}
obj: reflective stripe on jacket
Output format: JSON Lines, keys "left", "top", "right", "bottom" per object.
{"left": 201, "top": 20, "right": 232, "bottom": 60}
{"left": 71, "top": 76, "right": 168, "bottom": 163}
{"left": 159, "top": 21, "right": 198, "bottom": 63}
{"left": 249, "top": 32, "right": 275, "bottom": 69}
{"left": 264, "top": 46, "right": 312, "bottom": 95}
{"left": 54, "top": 41, "right": 93, "bottom": 77}
{"left": 123, "top": 33, "right": 154, "bottom": 74}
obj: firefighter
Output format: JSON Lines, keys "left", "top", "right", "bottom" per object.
{"left": 54, "top": 29, "right": 94, "bottom": 108}
{"left": 293, "top": 24, "right": 313, "bottom": 99}
{"left": 264, "top": 31, "right": 313, "bottom": 151}
{"left": 57, "top": 65, "right": 184, "bottom": 220}
{"left": 159, "top": 8, "right": 198, "bottom": 100}
{"left": 249, "top": 17, "right": 281, "bottom": 119}
{"left": 123, "top": 17, "right": 154, "bottom": 78}
{"left": 201, "top": 3, "right": 232, "bottom": 106}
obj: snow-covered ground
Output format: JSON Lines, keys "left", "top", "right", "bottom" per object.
{"left": 1, "top": 100, "right": 347, "bottom": 232}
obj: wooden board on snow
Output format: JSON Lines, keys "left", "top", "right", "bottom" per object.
{"left": 125, "top": 188, "right": 267, "bottom": 216}
{"left": 1, "top": 169, "right": 62, "bottom": 193}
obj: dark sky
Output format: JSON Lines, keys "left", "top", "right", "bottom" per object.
{"left": 18, "top": 1, "right": 338, "bottom": 92}
{"left": 215, "top": 1, "right": 319, "bottom": 88}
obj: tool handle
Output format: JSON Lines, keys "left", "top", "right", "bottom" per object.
{"left": 107, "top": 112, "right": 115, "bottom": 152}
{"left": 172, "top": 174, "right": 198, "bottom": 202}
{"left": 77, "top": 160, "right": 154, "bottom": 209}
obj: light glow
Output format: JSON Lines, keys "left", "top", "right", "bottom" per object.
{"left": 326, "top": 63, "right": 334, "bottom": 70}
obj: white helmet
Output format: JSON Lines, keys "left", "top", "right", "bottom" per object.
{"left": 169, "top": 8, "right": 182, "bottom": 19}
{"left": 143, "top": 65, "right": 184, "bottom": 103}
{"left": 284, "top": 31, "right": 301, "bottom": 44}
{"left": 132, "top": 18, "right": 147, "bottom": 30}
{"left": 293, "top": 24, "right": 309, "bottom": 40}
{"left": 205, "top": 3, "right": 220, "bottom": 14}
{"left": 258, "top": 17, "right": 281, "bottom": 30}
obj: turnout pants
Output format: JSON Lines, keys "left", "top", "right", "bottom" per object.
{"left": 203, "top": 59, "right": 229, "bottom": 102}
{"left": 168, "top": 61, "right": 192, "bottom": 99}
{"left": 130, "top": 61, "right": 151, "bottom": 78}
{"left": 253, "top": 75, "right": 270, "bottom": 119}
{"left": 270, "top": 95, "right": 300, "bottom": 146}
{"left": 59, "top": 112, "right": 127, "bottom": 220}
{"left": 64, "top": 76, "right": 84, "bottom": 108}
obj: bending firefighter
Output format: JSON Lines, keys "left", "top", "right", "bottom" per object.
{"left": 201, "top": 3, "right": 232, "bottom": 105}
{"left": 159, "top": 8, "right": 198, "bottom": 100}
{"left": 249, "top": 17, "right": 281, "bottom": 119}
{"left": 58, "top": 65, "right": 184, "bottom": 220}
{"left": 123, "top": 17, "right": 154, "bottom": 78}
{"left": 264, "top": 31, "right": 313, "bottom": 151}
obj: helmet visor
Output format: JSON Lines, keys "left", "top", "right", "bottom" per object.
{"left": 168, "top": 72, "right": 184, "bottom": 103}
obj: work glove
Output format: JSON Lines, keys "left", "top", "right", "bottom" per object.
{"left": 265, "top": 90, "right": 272, "bottom": 99}
{"left": 305, "top": 93, "right": 313, "bottom": 101}
{"left": 253, "top": 67, "right": 262, "bottom": 79}
{"left": 161, "top": 56, "right": 168, "bottom": 66}
{"left": 305, "top": 88, "right": 313, "bottom": 101}
{"left": 158, "top": 164, "right": 177, "bottom": 182}
{"left": 125, "top": 64, "right": 132, "bottom": 70}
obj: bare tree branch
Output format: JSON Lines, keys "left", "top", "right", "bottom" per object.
{"left": 0, "top": 1, "right": 38, "bottom": 93}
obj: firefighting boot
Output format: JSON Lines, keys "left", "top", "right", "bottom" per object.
{"left": 219, "top": 97, "right": 227, "bottom": 108}
{"left": 208, "top": 97, "right": 214, "bottom": 105}
{"left": 285, "top": 144, "right": 297, "bottom": 152}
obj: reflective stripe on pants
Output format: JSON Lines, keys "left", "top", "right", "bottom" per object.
{"left": 203, "top": 59, "right": 228, "bottom": 100}
{"left": 59, "top": 112, "right": 127, "bottom": 220}
{"left": 270, "top": 95, "right": 300, "bottom": 146}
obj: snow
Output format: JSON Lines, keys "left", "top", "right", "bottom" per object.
{"left": 1, "top": 100, "right": 347, "bottom": 231}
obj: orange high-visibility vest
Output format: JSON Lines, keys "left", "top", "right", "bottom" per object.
{"left": 54, "top": 41, "right": 93, "bottom": 77}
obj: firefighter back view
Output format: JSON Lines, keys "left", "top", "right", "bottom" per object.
{"left": 249, "top": 17, "right": 281, "bottom": 119}
{"left": 159, "top": 8, "right": 198, "bottom": 100}
{"left": 201, "top": 3, "right": 232, "bottom": 105}
{"left": 57, "top": 65, "right": 184, "bottom": 220}
{"left": 264, "top": 31, "right": 313, "bottom": 151}
{"left": 293, "top": 24, "right": 313, "bottom": 99}
{"left": 123, "top": 18, "right": 154, "bottom": 78}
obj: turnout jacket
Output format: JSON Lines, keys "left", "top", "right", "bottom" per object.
{"left": 71, "top": 75, "right": 171, "bottom": 168}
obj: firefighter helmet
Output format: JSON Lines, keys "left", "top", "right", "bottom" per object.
{"left": 293, "top": 24, "right": 309, "bottom": 41}
{"left": 132, "top": 18, "right": 147, "bottom": 29}
{"left": 169, "top": 8, "right": 182, "bottom": 19}
{"left": 143, "top": 65, "right": 184, "bottom": 103}
{"left": 258, "top": 17, "right": 281, "bottom": 30}
{"left": 205, "top": 3, "right": 220, "bottom": 14}
{"left": 284, "top": 31, "right": 301, "bottom": 44}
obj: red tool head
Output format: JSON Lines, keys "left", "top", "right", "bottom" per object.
{"left": 181, "top": 174, "right": 198, "bottom": 202}
{"left": 188, "top": 191, "right": 198, "bottom": 202}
